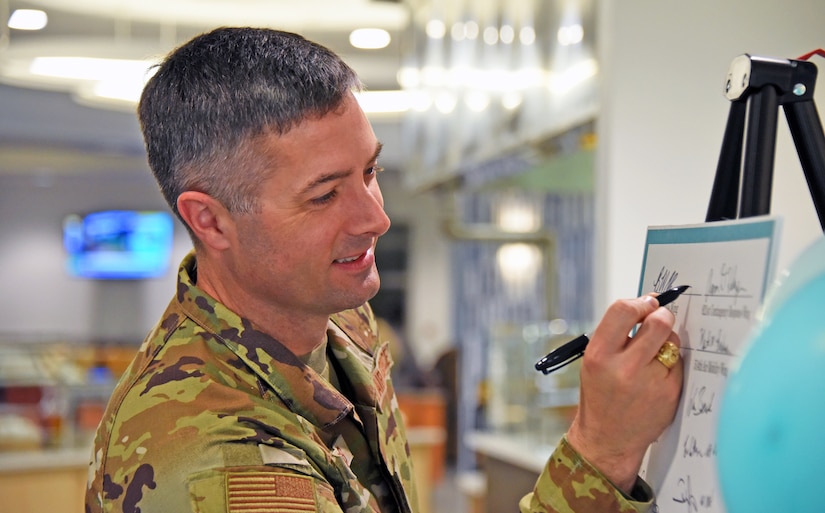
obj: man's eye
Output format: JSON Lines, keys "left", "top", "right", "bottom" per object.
{"left": 366, "top": 165, "right": 384, "bottom": 176}
{"left": 312, "top": 190, "right": 337, "bottom": 205}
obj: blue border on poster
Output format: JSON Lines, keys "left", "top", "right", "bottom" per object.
{"left": 637, "top": 217, "right": 781, "bottom": 300}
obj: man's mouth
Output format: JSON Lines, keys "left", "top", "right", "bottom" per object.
{"left": 333, "top": 243, "right": 375, "bottom": 266}
{"left": 334, "top": 254, "right": 362, "bottom": 264}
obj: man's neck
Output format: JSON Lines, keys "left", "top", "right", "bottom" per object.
{"left": 192, "top": 254, "right": 330, "bottom": 357}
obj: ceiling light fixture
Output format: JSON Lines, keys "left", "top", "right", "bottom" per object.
{"left": 483, "top": 26, "right": 499, "bottom": 45}
{"left": 425, "top": 19, "right": 446, "bottom": 39}
{"left": 349, "top": 28, "right": 391, "bottom": 50}
{"left": 548, "top": 58, "right": 598, "bottom": 94}
{"left": 8, "top": 9, "right": 48, "bottom": 30}
{"left": 520, "top": 26, "right": 536, "bottom": 45}
{"left": 29, "top": 56, "right": 157, "bottom": 81}
{"left": 464, "top": 21, "right": 479, "bottom": 40}
{"left": 354, "top": 90, "right": 412, "bottom": 114}
{"left": 10, "top": 55, "right": 408, "bottom": 116}
{"left": 557, "top": 24, "right": 584, "bottom": 46}
{"left": 499, "top": 25, "right": 515, "bottom": 45}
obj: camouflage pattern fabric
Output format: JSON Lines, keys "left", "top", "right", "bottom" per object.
{"left": 86, "top": 251, "right": 418, "bottom": 513}
{"left": 519, "top": 435, "right": 654, "bottom": 513}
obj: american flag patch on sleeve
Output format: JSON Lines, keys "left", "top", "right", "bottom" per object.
{"left": 226, "top": 472, "right": 317, "bottom": 512}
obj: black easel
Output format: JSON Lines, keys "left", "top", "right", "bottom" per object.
{"left": 705, "top": 53, "right": 825, "bottom": 230}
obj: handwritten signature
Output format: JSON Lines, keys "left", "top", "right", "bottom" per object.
{"left": 705, "top": 263, "right": 747, "bottom": 299}
{"left": 673, "top": 475, "right": 714, "bottom": 512}
{"left": 653, "top": 266, "right": 679, "bottom": 293}
{"left": 699, "top": 328, "right": 731, "bottom": 355}
{"left": 687, "top": 385, "right": 715, "bottom": 417}
{"left": 683, "top": 435, "right": 717, "bottom": 459}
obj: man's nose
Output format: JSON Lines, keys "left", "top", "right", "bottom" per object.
{"left": 352, "top": 183, "right": 391, "bottom": 237}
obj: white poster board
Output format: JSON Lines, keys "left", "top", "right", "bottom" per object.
{"left": 638, "top": 216, "right": 782, "bottom": 513}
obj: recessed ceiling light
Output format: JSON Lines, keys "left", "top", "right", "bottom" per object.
{"left": 8, "top": 9, "right": 48, "bottom": 31}
{"left": 349, "top": 28, "right": 391, "bottom": 50}
{"left": 425, "top": 20, "right": 446, "bottom": 40}
{"left": 558, "top": 24, "right": 584, "bottom": 46}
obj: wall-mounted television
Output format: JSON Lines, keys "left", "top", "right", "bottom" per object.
{"left": 63, "top": 210, "right": 174, "bottom": 279}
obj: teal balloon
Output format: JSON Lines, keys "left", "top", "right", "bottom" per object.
{"left": 717, "top": 269, "right": 825, "bottom": 512}
{"left": 760, "top": 235, "right": 825, "bottom": 322}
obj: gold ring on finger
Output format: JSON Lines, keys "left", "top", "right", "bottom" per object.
{"left": 655, "top": 341, "right": 680, "bottom": 370}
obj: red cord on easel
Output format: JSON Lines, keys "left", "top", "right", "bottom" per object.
{"left": 798, "top": 49, "right": 825, "bottom": 61}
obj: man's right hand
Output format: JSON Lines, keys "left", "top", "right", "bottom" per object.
{"left": 565, "top": 294, "right": 684, "bottom": 493}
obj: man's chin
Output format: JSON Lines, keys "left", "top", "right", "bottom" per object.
{"left": 359, "top": 282, "right": 382, "bottom": 308}
{"left": 366, "top": 279, "right": 381, "bottom": 301}
{"left": 330, "top": 277, "right": 381, "bottom": 312}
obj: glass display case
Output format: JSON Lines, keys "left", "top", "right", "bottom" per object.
{"left": 485, "top": 321, "right": 585, "bottom": 446}
{"left": 0, "top": 336, "right": 132, "bottom": 452}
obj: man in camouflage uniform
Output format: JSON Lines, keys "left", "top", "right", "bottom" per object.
{"left": 86, "top": 27, "right": 682, "bottom": 513}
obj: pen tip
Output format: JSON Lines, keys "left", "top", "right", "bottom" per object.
{"left": 676, "top": 284, "right": 690, "bottom": 293}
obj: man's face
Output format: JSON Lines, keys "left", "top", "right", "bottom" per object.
{"left": 228, "top": 93, "right": 391, "bottom": 321}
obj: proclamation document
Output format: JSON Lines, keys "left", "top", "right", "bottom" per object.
{"left": 637, "top": 216, "right": 782, "bottom": 513}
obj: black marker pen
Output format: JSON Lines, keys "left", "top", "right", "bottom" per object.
{"left": 534, "top": 285, "right": 690, "bottom": 374}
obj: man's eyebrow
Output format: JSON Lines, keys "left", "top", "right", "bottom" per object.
{"left": 300, "top": 141, "right": 384, "bottom": 195}
{"left": 301, "top": 170, "right": 351, "bottom": 195}
{"left": 369, "top": 142, "right": 384, "bottom": 167}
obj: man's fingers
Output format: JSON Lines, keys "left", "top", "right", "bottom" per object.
{"left": 589, "top": 295, "right": 660, "bottom": 354}
{"left": 632, "top": 307, "right": 678, "bottom": 363}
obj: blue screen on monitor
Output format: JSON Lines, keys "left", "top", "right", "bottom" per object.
{"left": 63, "top": 210, "right": 174, "bottom": 279}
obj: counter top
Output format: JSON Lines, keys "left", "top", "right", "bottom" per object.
{"left": 466, "top": 430, "right": 562, "bottom": 474}
{"left": 0, "top": 446, "right": 90, "bottom": 473}
{"left": 406, "top": 426, "right": 446, "bottom": 446}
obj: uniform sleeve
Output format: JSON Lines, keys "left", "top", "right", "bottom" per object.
{"left": 518, "top": 436, "right": 655, "bottom": 513}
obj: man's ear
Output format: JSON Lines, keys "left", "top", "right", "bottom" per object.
{"left": 177, "top": 191, "right": 234, "bottom": 251}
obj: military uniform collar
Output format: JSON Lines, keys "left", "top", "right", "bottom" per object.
{"left": 175, "top": 251, "right": 351, "bottom": 428}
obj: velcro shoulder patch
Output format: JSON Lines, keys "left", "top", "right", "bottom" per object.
{"left": 258, "top": 444, "right": 311, "bottom": 467}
